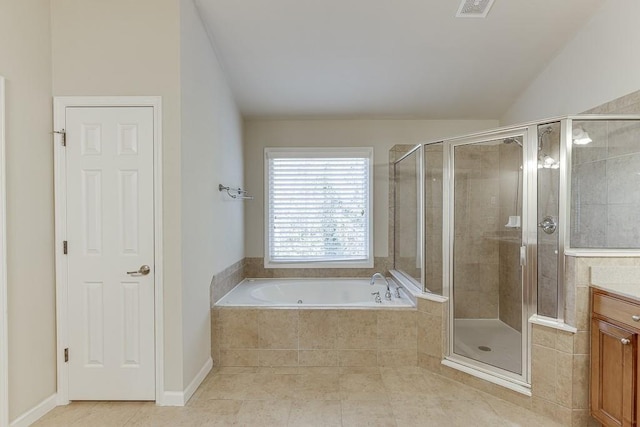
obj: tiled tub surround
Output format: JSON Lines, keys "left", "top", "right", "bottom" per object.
{"left": 209, "top": 258, "right": 246, "bottom": 307}
{"left": 210, "top": 257, "right": 396, "bottom": 309}
{"left": 215, "top": 278, "right": 414, "bottom": 307}
{"left": 243, "top": 256, "right": 393, "bottom": 280}
{"left": 211, "top": 307, "right": 418, "bottom": 368}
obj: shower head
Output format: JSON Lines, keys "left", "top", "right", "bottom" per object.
{"left": 503, "top": 137, "right": 523, "bottom": 147}
{"left": 538, "top": 127, "right": 553, "bottom": 150}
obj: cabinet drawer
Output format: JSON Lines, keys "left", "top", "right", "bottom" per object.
{"left": 593, "top": 292, "right": 640, "bottom": 330}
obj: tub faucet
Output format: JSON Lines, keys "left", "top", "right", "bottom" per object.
{"left": 394, "top": 284, "right": 402, "bottom": 299}
{"left": 370, "top": 273, "right": 392, "bottom": 300}
{"left": 371, "top": 291, "right": 382, "bottom": 304}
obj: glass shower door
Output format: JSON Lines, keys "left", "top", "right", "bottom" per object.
{"left": 450, "top": 133, "right": 526, "bottom": 377}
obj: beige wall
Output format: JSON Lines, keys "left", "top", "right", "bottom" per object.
{"left": 0, "top": 0, "right": 56, "bottom": 421}
{"left": 179, "top": 0, "right": 244, "bottom": 384}
{"left": 243, "top": 119, "right": 498, "bottom": 260}
{"left": 501, "top": 0, "right": 640, "bottom": 124}
{"left": 51, "top": 0, "right": 185, "bottom": 391}
{"left": 0, "top": 0, "right": 55, "bottom": 421}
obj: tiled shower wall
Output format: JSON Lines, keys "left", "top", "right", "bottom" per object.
{"left": 424, "top": 144, "right": 444, "bottom": 295}
{"left": 394, "top": 148, "right": 421, "bottom": 280}
{"left": 498, "top": 143, "right": 523, "bottom": 332}
{"left": 537, "top": 122, "right": 561, "bottom": 318}
{"left": 388, "top": 144, "right": 420, "bottom": 285}
{"left": 572, "top": 90, "right": 640, "bottom": 248}
{"left": 453, "top": 145, "right": 500, "bottom": 319}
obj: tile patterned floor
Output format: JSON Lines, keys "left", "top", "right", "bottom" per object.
{"left": 34, "top": 367, "right": 564, "bottom": 426}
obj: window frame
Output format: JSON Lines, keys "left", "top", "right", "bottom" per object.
{"left": 263, "top": 147, "right": 374, "bottom": 269}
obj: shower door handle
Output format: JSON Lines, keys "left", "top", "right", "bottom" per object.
{"left": 520, "top": 246, "right": 527, "bottom": 266}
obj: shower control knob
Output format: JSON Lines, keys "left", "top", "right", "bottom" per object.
{"left": 537, "top": 216, "right": 557, "bottom": 235}
{"left": 632, "top": 315, "right": 640, "bottom": 322}
{"left": 621, "top": 338, "right": 631, "bottom": 345}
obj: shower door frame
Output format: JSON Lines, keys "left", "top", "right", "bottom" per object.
{"left": 443, "top": 126, "right": 536, "bottom": 390}
{"left": 392, "top": 144, "right": 426, "bottom": 293}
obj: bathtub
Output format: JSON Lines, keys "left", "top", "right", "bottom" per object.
{"left": 215, "top": 278, "right": 415, "bottom": 308}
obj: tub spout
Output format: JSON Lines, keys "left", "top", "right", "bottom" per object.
{"left": 370, "top": 273, "right": 392, "bottom": 300}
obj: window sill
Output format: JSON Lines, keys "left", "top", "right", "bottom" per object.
{"left": 263, "top": 260, "right": 374, "bottom": 269}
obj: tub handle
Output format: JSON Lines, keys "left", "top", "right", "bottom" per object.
{"left": 371, "top": 291, "right": 382, "bottom": 304}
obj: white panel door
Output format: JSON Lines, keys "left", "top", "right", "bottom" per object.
{"left": 66, "top": 107, "right": 155, "bottom": 400}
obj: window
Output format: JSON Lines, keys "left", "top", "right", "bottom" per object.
{"left": 265, "top": 147, "right": 373, "bottom": 268}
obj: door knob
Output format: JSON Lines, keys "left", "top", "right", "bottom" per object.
{"left": 127, "top": 265, "right": 151, "bottom": 276}
{"left": 621, "top": 338, "right": 631, "bottom": 345}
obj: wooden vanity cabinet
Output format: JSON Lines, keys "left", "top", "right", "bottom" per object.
{"left": 591, "top": 288, "right": 640, "bottom": 427}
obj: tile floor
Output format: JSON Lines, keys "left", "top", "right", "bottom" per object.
{"left": 35, "top": 366, "right": 564, "bottom": 426}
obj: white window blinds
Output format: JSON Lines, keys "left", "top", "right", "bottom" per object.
{"left": 265, "top": 148, "right": 373, "bottom": 267}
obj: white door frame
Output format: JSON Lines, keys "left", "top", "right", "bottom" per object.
{"left": 53, "top": 96, "right": 164, "bottom": 405}
{"left": 0, "top": 77, "right": 9, "bottom": 427}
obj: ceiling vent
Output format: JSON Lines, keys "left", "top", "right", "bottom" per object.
{"left": 456, "top": 0, "right": 495, "bottom": 18}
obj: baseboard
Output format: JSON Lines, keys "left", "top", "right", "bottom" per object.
{"left": 159, "top": 357, "right": 212, "bottom": 406}
{"left": 160, "top": 391, "right": 186, "bottom": 407}
{"left": 10, "top": 393, "right": 57, "bottom": 427}
{"left": 183, "top": 357, "right": 212, "bottom": 404}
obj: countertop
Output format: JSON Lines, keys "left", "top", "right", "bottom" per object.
{"left": 591, "top": 283, "right": 640, "bottom": 301}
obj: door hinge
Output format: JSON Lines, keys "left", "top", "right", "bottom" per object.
{"left": 63, "top": 240, "right": 68, "bottom": 255}
{"left": 64, "top": 348, "right": 69, "bottom": 363}
{"left": 53, "top": 129, "right": 66, "bottom": 147}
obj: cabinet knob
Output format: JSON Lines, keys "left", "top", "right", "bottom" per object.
{"left": 632, "top": 315, "right": 640, "bottom": 322}
{"left": 621, "top": 338, "right": 631, "bottom": 345}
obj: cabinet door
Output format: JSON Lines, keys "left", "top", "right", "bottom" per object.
{"left": 591, "top": 318, "right": 637, "bottom": 427}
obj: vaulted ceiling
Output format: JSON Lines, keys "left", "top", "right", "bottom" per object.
{"left": 195, "top": 0, "right": 603, "bottom": 119}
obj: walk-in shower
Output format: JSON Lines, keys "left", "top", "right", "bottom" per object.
{"left": 392, "top": 115, "right": 640, "bottom": 391}
{"left": 451, "top": 133, "right": 526, "bottom": 379}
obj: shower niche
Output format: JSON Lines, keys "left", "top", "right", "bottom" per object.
{"left": 392, "top": 115, "right": 640, "bottom": 390}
